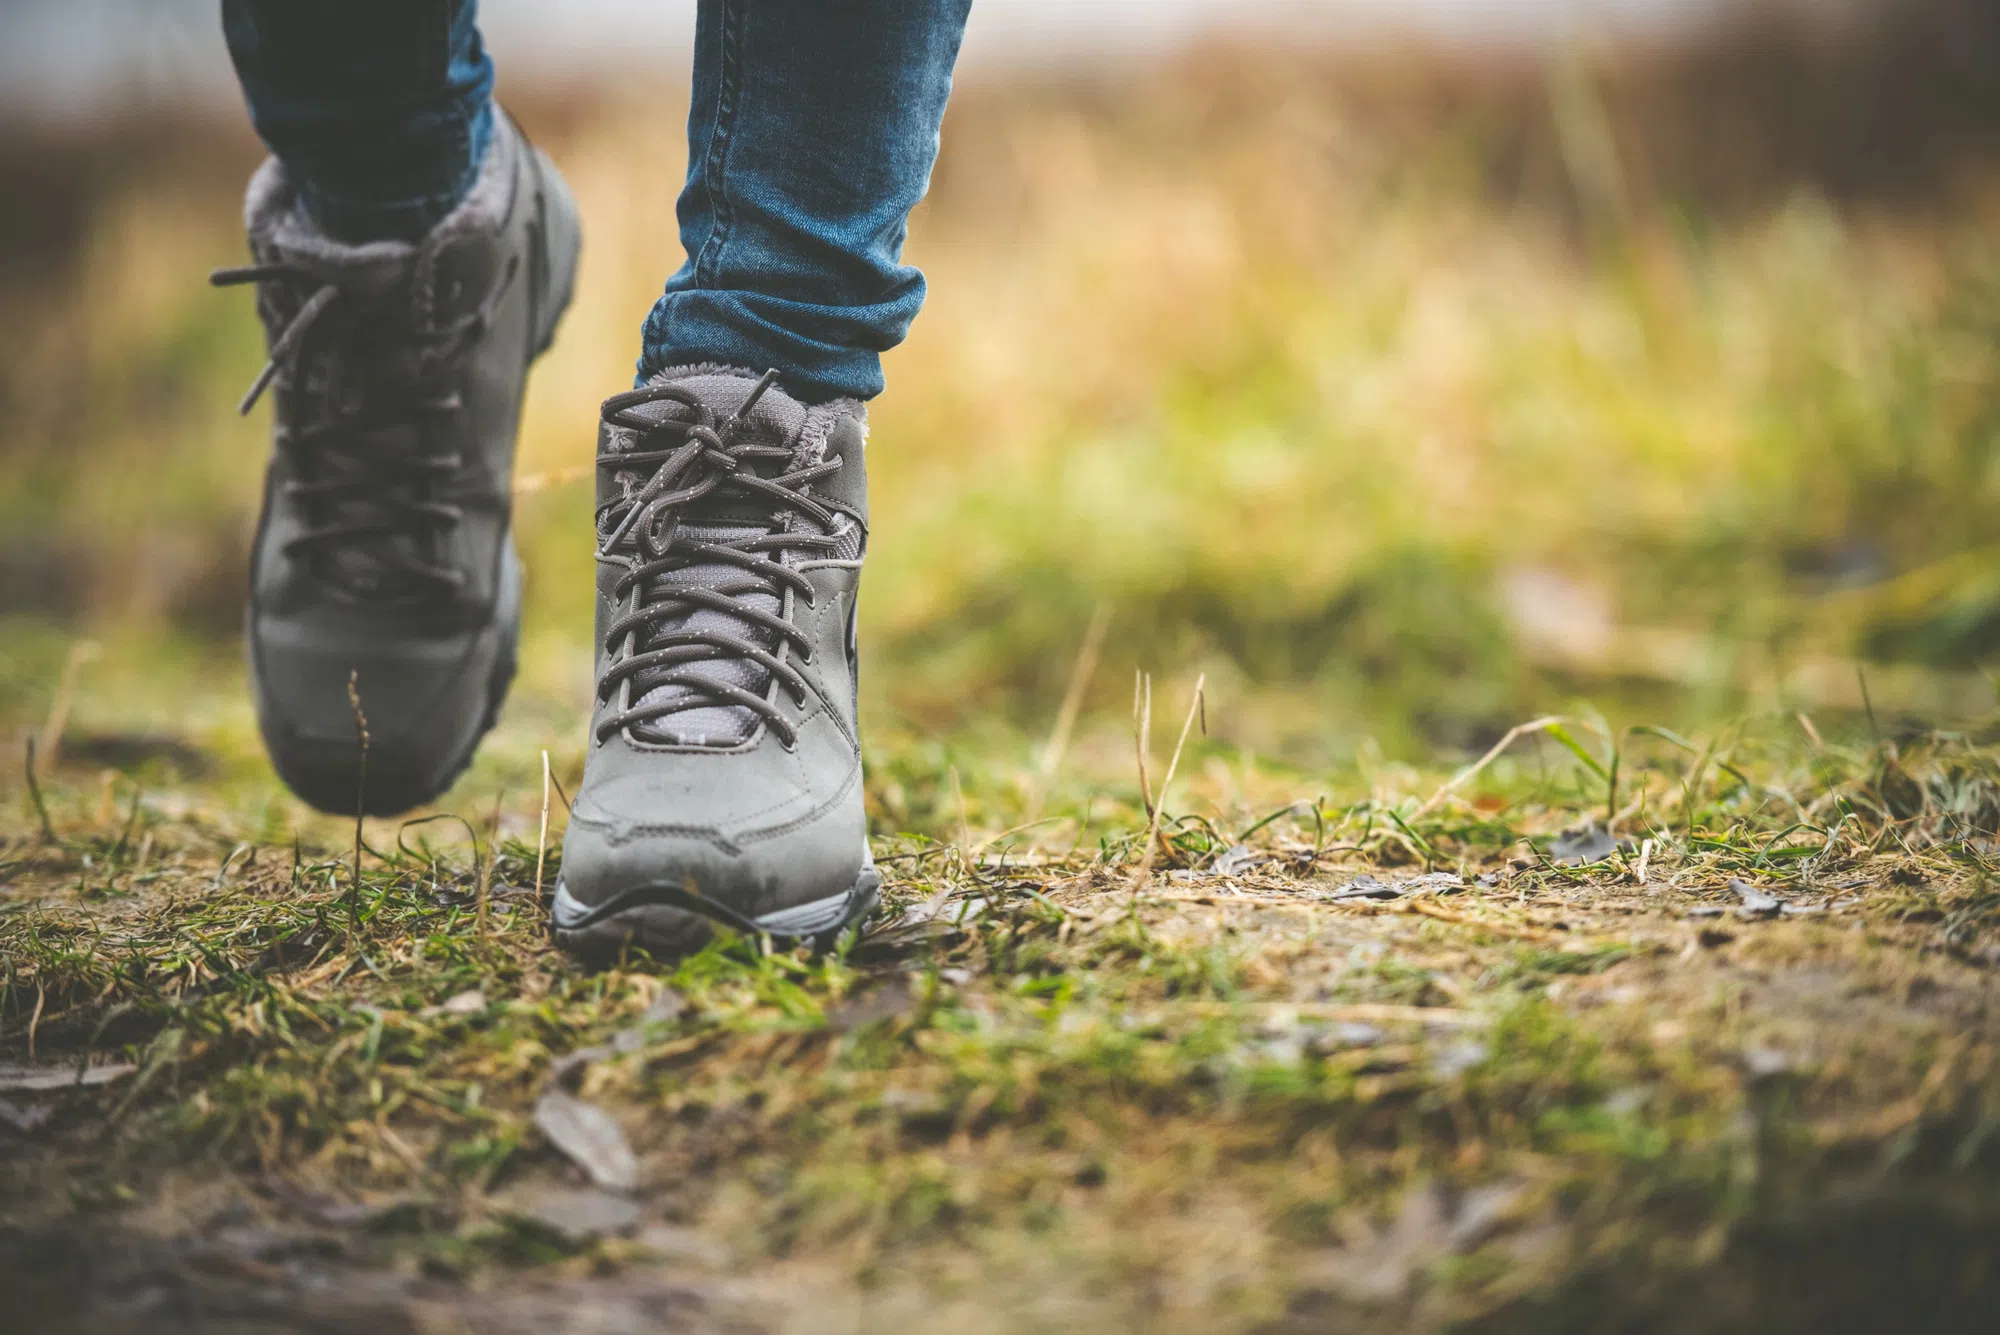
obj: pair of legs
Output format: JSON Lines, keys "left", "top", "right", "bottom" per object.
{"left": 219, "top": 1, "right": 971, "bottom": 955}
{"left": 223, "top": 0, "right": 971, "bottom": 399}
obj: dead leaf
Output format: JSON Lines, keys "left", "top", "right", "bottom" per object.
{"left": 418, "top": 989, "right": 486, "bottom": 1019}
{"left": 505, "top": 1184, "right": 642, "bottom": 1243}
{"left": 0, "top": 1062, "right": 136, "bottom": 1093}
{"left": 1550, "top": 825, "right": 1617, "bottom": 866}
{"left": 1730, "top": 879, "right": 1782, "bottom": 918}
{"left": 1325, "top": 875, "right": 1402, "bottom": 901}
{"left": 1307, "top": 1023, "right": 1386, "bottom": 1054}
{"left": 534, "top": 1089, "right": 638, "bottom": 1192}
{"left": 0, "top": 1097, "right": 53, "bottom": 1133}
{"left": 1213, "top": 844, "right": 1263, "bottom": 876}
{"left": 1446, "top": 1181, "right": 1528, "bottom": 1252}
{"left": 640, "top": 989, "right": 687, "bottom": 1024}
{"left": 547, "top": 1044, "right": 613, "bottom": 1086}
{"left": 1742, "top": 1045, "right": 1799, "bottom": 1081}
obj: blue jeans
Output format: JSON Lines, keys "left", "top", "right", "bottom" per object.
{"left": 221, "top": 0, "right": 972, "bottom": 401}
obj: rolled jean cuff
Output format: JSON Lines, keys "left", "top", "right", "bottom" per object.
{"left": 638, "top": 289, "right": 907, "bottom": 403}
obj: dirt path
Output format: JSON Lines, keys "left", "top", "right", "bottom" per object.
{"left": 5, "top": 732, "right": 2000, "bottom": 1333}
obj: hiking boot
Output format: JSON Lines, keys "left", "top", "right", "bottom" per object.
{"left": 215, "top": 110, "right": 579, "bottom": 815}
{"left": 550, "top": 368, "right": 879, "bottom": 958}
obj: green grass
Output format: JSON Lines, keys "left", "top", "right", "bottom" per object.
{"left": 5, "top": 698, "right": 2000, "bottom": 1331}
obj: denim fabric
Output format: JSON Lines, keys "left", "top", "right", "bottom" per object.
{"left": 223, "top": 0, "right": 970, "bottom": 398}
{"left": 222, "top": 0, "right": 494, "bottom": 243}
{"left": 641, "top": 0, "right": 975, "bottom": 401}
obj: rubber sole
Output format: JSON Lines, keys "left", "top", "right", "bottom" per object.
{"left": 549, "top": 853, "right": 882, "bottom": 962}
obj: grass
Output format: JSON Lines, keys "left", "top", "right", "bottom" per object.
{"left": 6, "top": 21, "right": 2000, "bottom": 1333}
{"left": 5, "top": 705, "right": 2000, "bottom": 1331}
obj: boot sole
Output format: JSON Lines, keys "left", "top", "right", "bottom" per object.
{"left": 548, "top": 853, "right": 882, "bottom": 962}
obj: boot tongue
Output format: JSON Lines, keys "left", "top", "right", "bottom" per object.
{"left": 616, "top": 370, "right": 811, "bottom": 747}
{"left": 625, "top": 368, "right": 811, "bottom": 461}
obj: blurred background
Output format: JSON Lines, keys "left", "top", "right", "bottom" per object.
{"left": 4, "top": 0, "right": 2000, "bottom": 827}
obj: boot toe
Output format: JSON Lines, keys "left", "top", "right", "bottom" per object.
{"left": 251, "top": 625, "right": 504, "bottom": 816}
{"left": 558, "top": 759, "right": 868, "bottom": 925}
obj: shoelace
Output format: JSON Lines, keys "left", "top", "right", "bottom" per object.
{"left": 213, "top": 260, "right": 511, "bottom": 598}
{"left": 593, "top": 371, "right": 846, "bottom": 748}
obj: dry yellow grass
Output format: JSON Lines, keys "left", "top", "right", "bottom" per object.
{"left": 9, "top": 43, "right": 2000, "bottom": 778}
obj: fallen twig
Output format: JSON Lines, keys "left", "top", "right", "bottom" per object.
{"left": 1414, "top": 715, "right": 1567, "bottom": 819}
{"left": 1033, "top": 602, "right": 1111, "bottom": 815}
{"left": 346, "top": 669, "right": 369, "bottom": 925}
{"left": 1127, "top": 673, "right": 1206, "bottom": 891}
{"left": 23, "top": 739, "right": 59, "bottom": 846}
{"left": 535, "top": 750, "right": 553, "bottom": 904}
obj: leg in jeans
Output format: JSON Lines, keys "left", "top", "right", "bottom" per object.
{"left": 641, "top": 0, "right": 976, "bottom": 401}
{"left": 220, "top": 0, "right": 495, "bottom": 243}
{"left": 215, "top": 0, "right": 580, "bottom": 814}
{"left": 555, "top": 1, "right": 975, "bottom": 956}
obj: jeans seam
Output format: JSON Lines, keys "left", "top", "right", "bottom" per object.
{"left": 692, "top": 0, "right": 745, "bottom": 292}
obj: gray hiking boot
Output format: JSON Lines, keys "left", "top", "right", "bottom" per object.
{"left": 215, "top": 111, "right": 579, "bottom": 815}
{"left": 550, "top": 368, "right": 879, "bottom": 958}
